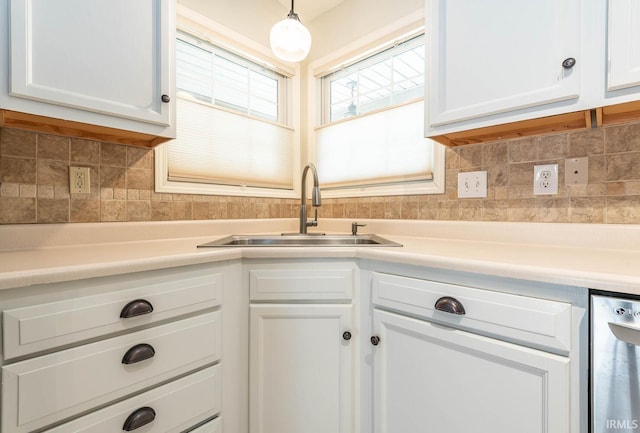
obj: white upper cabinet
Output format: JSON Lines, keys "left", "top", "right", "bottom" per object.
{"left": 0, "top": 0, "right": 175, "bottom": 143}
{"left": 427, "top": 0, "right": 582, "bottom": 131}
{"left": 425, "top": 0, "right": 640, "bottom": 138}
{"left": 605, "top": 0, "right": 640, "bottom": 101}
{"left": 426, "top": 0, "right": 640, "bottom": 140}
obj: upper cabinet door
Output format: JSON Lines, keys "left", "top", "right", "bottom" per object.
{"left": 607, "top": 0, "right": 640, "bottom": 93}
{"left": 9, "top": 0, "right": 173, "bottom": 127}
{"left": 427, "top": 0, "right": 581, "bottom": 129}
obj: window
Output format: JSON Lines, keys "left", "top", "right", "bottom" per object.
{"left": 323, "top": 35, "right": 425, "bottom": 122}
{"left": 176, "top": 32, "right": 282, "bottom": 122}
{"left": 312, "top": 30, "right": 444, "bottom": 197}
{"left": 156, "top": 18, "right": 299, "bottom": 199}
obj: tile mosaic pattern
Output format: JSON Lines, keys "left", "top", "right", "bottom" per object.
{"left": 2, "top": 122, "right": 640, "bottom": 224}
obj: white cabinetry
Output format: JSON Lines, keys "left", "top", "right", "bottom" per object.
{"left": 247, "top": 261, "right": 357, "bottom": 433}
{"left": 373, "top": 310, "right": 570, "bottom": 433}
{"left": 0, "top": 262, "right": 242, "bottom": 433}
{"left": 427, "top": 0, "right": 582, "bottom": 131}
{"left": 425, "top": 0, "right": 640, "bottom": 141}
{"left": 366, "top": 269, "right": 586, "bottom": 433}
{"left": 0, "top": 0, "right": 175, "bottom": 145}
{"left": 44, "top": 364, "right": 222, "bottom": 433}
{"left": 604, "top": 0, "right": 640, "bottom": 103}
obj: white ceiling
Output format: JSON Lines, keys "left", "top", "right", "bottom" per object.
{"left": 275, "top": 0, "right": 346, "bottom": 22}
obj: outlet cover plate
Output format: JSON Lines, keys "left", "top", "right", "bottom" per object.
{"left": 565, "top": 157, "right": 588, "bottom": 185}
{"left": 458, "top": 170, "right": 488, "bottom": 198}
{"left": 70, "top": 167, "right": 91, "bottom": 194}
{"left": 533, "top": 164, "right": 558, "bottom": 195}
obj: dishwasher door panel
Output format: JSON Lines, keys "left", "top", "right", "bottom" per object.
{"left": 592, "top": 294, "right": 640, "bottom": 433}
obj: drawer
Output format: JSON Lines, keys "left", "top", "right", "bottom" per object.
{"left": 3, "top": 266, "right": 222, "bottom": 359}
{"left": 249, "top": 263, "right": 355, "bottom": 301}
{"left": 44, "top": 365, "right": 222, "bottom": 433}
{"left": 190, "top": 417, "right": 222, "bottom": 433}
{"left": 2, "top": 311, "right": 221, "bottom": 433}
{"left": 372, "top": 272, "right": 571, "bottom": 353}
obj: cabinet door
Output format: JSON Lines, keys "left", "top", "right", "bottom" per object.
{"left": 372, "top": 309, "right": 570, "bottom": 433}
{"left": 607, "top": 0, "right": 640, "bottom": 92}
{"left": 427, "top": 0, "right": 580, "bottom": 129}
{"left": 9, "top": 0, "right": 173, "bottom": 126}
{"left": 250, "top": 304, "right": 354, "bottom": 433}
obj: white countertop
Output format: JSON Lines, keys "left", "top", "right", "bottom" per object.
{"left": 1, "top": 219, "right": 639, "bottom": 294}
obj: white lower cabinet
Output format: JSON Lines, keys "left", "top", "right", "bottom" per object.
{"left": 2, "top": 312, "right": 221, "bottom": 433}
{"left": 0, "top": 257, "right": 586, "bottom": 433}
{"left": 250, "top": 304, "right": 354, "bottom": 433}
{"left": 366, "top": 268, "right": 586, "bottom": 433}
{"left": 190, "top": 417, "right": 222, "bottom": 433}
{"left": 247, "top": 261, "right": 357, "bottom": 433}
{"left": 44, "top": 364, "right": 221, "bottom": 433}
{"left": 0, "top": 262, "right": 243, "bottom": 433}
{"left": 372, "top": 309, "right": 570, "bottom": 433}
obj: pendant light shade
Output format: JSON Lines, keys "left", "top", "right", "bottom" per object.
{"left": 270, "top": 0, "right": 311, "bottom": 63}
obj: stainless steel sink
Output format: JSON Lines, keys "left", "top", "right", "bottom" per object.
{"left": 197, "top": 234, "right": 402, "bottom": 247}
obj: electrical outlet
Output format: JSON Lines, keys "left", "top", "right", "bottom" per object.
{"left": 458, "top": 170, "right": 487, "bottom": 198}
{"left": 565, "top": 157, "right": 588, "bottom": 185}
{"left": 69, "top": 167, "right": 91, "bottom": 194}
{"left": 533, "top": 164, "right": 558, "bottom": 195}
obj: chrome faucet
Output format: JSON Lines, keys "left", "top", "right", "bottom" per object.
{"left": 299, "top": 163, "right": 321, "bottom": 234}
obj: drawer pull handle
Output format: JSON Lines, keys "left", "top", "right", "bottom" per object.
{"left": 120, "top": 299, "right": 154, "bottom": 318}
{"left": 122, "top": 343, "right": 155, "bottom": 364}
{"left": 370, "top": 336, "right": 380, "bottom": 346}
{"left": 343, "top": 331, "right": 352, "bottom": 341}
{"left": 123, "top": 406, "right": 156, "bottom": 431}
{"left": 435, "top": 296, "right": 466, "bottom": 315}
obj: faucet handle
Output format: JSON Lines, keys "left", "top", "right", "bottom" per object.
{"left": 352, "top": 222, "right": 366, "bottom": 236}
{"left": 306, "top": 209, "right": 319, "bottom": 227}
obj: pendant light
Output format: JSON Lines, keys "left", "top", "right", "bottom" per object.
{"left": 270, "top": 0, "right": 312, "bottom": 63}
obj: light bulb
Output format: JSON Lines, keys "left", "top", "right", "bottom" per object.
{"left": 270, "top": 17, "right": 312, "bottom": 63}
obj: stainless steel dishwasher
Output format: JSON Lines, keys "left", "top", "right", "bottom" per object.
{"left": 592, "top": 293, "right": 640, "bottom": 432}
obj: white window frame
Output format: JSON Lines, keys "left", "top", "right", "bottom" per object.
{"left": 307, "top": 10, "right": 445, "bottom": 198}
{"left": 155, "top": 5, "right": 302, "bottom": 199}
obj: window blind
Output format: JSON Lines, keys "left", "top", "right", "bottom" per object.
{"left": 168, "top": 97, "right": 294, "bottom": 189}
{"left": 315, "top": 100, "right": 433, "bottom": 189}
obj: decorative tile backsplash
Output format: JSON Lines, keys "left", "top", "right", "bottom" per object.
{"left": 2, "top": 121, "right": 640, "bottom": 224}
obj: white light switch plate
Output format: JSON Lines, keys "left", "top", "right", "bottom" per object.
{"left": 458, "top": 171, "right": 487, "bottom": 198}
